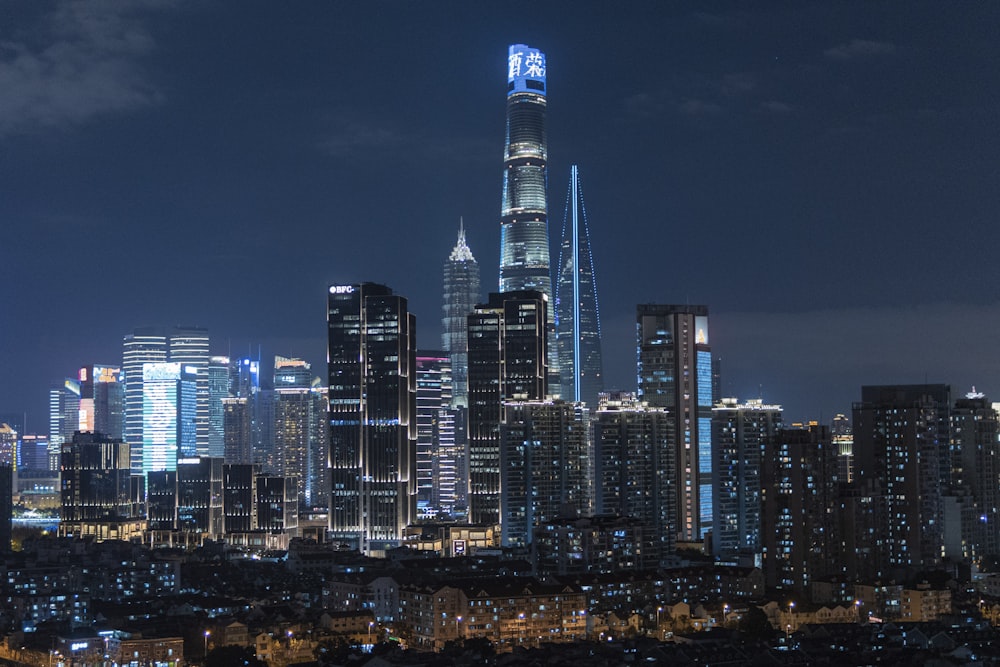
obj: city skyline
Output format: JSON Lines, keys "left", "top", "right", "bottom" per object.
{"left": 3, "top": 2, "right": 1000, "bottom": 429}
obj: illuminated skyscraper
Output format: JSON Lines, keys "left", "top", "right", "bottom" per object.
{"left": 636, "top": 305, "right": 716, "bottom": 543}
{"left": 442, "top": 220, "right": 481, "bottom": 408}
{"left": 169, "top": 327, "right": 210, "bottom": 456}
{"left": 711, "top": 397, "right": 782, "bottom": 562}
{"left": 48, "top": 378, "right": 81, "bottom": 455}
{"left": 499, "top": 44, "right": 559, "bottom": 395}
{"left": 467, "top": 290, "right": 548, "bottom": 525}
{"left": 141, "top": 362, "right": 197, "bottom": 474}
{"left": 123, "top": 328, "right": 167, "bottom": 473}
{"left": 555, "top": 165, "right": 603, "bottom": 407}
{"left": 415, "top": 352, "right": 457, "bottom": 518}
{"left": 77, "top": 364, "right": 124, "bottom": 440}
{"left": 327, "top": 283, "right": 416, "bottom": 555}
{"left": 207, "top": 356, "right": 230, "bottom": 458}
{"left": 273, "top": 355, "right": 318, "bottom": 505}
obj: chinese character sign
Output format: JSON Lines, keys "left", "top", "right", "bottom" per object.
{"left": 507, "top": 43, "right": 546, "bottom": 96}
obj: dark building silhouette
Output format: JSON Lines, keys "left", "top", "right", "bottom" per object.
{"left": 327, "top": 283, "right": 416, "bottom": 555}
{"left": 467, "top": 291, "right": 547, "bottom": 525}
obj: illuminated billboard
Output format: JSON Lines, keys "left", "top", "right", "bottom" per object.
{"left": 508, "top": 44, "right": 546, "bottom": 96}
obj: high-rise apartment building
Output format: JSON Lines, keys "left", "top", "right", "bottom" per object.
{"left": 948, "top": 392, "right": 1000, "bottom": 561}
{"left": 442, "top": 221, "right": 481, "bottom": 409}
{"left": 636, "top": 304, "right": 716, "bottom": 542}
{"left": 761, "top": 423, "right": 839, "bottom": 593}
{"left": 499, "top": 44, "right": 559, "bottom": 396}
{"left": 123, "top": 328, "right": 167, "bottom": 473}
{"left": 593, "top": 392, "right": 674, "bottom": 566}
{"left": 500, "top": 400, "right": 590, "bottom": 547}
{"left": 831, "top": 413, "right": 853, "bottom": 484}
{"left": 467, "top": 290, "right": 548, "bottom": 525}
{"left": 327, "top": 283, "right": 416, "bottom": 555}
{"left": 169, "top": 327, "right": 210, "bottom": 456}
{"left": 0, "top": 464, "right": 11, "bottom": 553}
{"left": 712, "top": 397, "right": 782, "bottom": 562}
{"left": 851, "top": 384, "right": 950, "bottom": 580}
{"left": 555, "top": 165, "right": 603, "bottom": 407}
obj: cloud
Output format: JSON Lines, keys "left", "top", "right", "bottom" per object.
{"left": 677, "top": 98, "right": 722, "bottom": 116}
{"left": 0, "top": 1, "right": 165, "bottom": 138}
{"left": 759, "top": 100, "right": 792, "bottom": 114}
{"left": 824, "top": 39, "right": 896, "bottom": 61}
{"left": 319, "top": 115, "right": 493, "bottom": 164}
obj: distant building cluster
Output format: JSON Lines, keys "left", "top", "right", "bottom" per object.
{"left": 2, "top": 41, "right": 1000, "bottom": 664}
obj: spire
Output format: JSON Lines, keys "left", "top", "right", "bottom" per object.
{"left": 449, "top": 217, "right": 476, "bottom": 262}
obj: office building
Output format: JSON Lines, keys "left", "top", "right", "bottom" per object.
{"left": 176, "top": 456, "right": 224, "bottom": 541}
{"left": 169, "top": 327, "right": 210, "bottom": 456}
{"left": 500, "top": 400, "right": 591, "bottom": 547}
{"left": 761, "top": 423, "right": 839, "bottom": 593}
{"left": 48, "top": 378, "right": 81, "bottom": 456}
{"left": 207, "top": 356, "right": 230, "bottom": 458}
{"left": 58, "top": 431, "right": 143, "bottom": 541}
{"left": 0, "top": 424, "right": 15, "bottom": 467}
{"left": 77, "top": 365, "right": 124, "bottom": 441}
{"left": 554, "top": 165, "right": 604, "bottom": 407}
{"left": 593, "top": 392, "right": 674, "bottom": 566}
{"left": 273, "top": 356, "right": 318, "bottom": 505}
{"left": 223, "top": 463, "right": 259, "bottom": 534}
{"left": 467, "top": 290, "right": 548, "bottom": 525}
{"left": 327, "top": 283, "right": 416, "bottom": 555}
{"left": 636, "top": 304, "right": 716, "bottom": 542}
{"left": 499, "top": 44, "right": 559, "bottom": 395}
{"left": 123, "top": 328, "right": 168, "bottom": 473}
{"left": 141, "top": 362, "right": 197, "bottom": 473}
{"left": 851, "top": 384, "right": 950, "bottom": 580}
{"left": 223, "top": 397, "right": 252, "bottom": 464}
{"left": 712, "top": 397, "right": 782, "bottom": 562}
{"left": 415, "top": 352, "right": 456, "bottom": 518}
{"left": 257, "top": 475, "right": 298, "bottom": 536}
{"left": 0, "top": 464, "right": 10, "bottom": 553}
{"left": 442, "top": 220, "right": 481, "bottom": 408}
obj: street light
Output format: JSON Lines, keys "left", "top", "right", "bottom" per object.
{"left": 456, "top": 616, "right": 463, "bottom": 640}
{"left": 368, "top": 621, "right": 374, "bottom": 646}
{"left": 785, "top": 602, "right": 795, "bottom": 641}
{"left": 203, "top": 631, "right": 210, "bottom": 657}
{"left": 723, "top": 603, "right": 729, "bottom": 627}
{"left": 656, "top": 606, "right": 663, "bottom": 637}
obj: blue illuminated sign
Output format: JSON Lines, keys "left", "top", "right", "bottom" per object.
{"left": 508, "top": 44, "right": 545, "bottom": 96}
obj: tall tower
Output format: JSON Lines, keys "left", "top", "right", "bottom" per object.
{"left": 711, "top": 397, "right": 783, "bottom": 562}
{"left": 415, "top": 352, "right": 455, "bottom": 518}
{"left": 273, "top": 356, "right": 315, "bottom": 505}
{"left": 636, "top": 305, "right": 715, "bottom": 543}
{"left": 123, "top": 328, "right": 167, "bottom": 474}
{"left": 467, "top": 291, "right": 548, "bottom": 525}
{"left": 169, "top": 327, "right": 210, "bottom": 456}
{"left": 141, "top": 362, "right": 197, "bottom": 473}
{"left": 77, "top": 365, "right": 124, "bottom": 441}
{"left": 555, "top": 165, "right": 604, "bottom": 407}
{"left": 327, "top": 283, "right": 416, "bottom": 555}
{"left": 500, "top": 44, "right": 559, "bottom": 395}
{"left": 442, "top": 220, "right": 481, "bottom": 408}
{"left": 207, "top": 356, "right": 230, "bottom": 459}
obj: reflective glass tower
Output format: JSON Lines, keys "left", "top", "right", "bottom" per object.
{"left": 442, "top": 220, "right": 480, "bottom": 408}
{"left": 500, "top": 44, "right": 559, "bottom": 395}
{"left": 555, "top": 165, "right": 604, "bottom": 407}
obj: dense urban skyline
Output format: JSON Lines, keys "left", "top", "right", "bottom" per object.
{"left": 3, "top": 2, "right": 1000, "bottom": 430}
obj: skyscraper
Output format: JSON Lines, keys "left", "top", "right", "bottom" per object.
{"left": 499, "top": 44, "right": 559, "bottom": 395}
{"left": 48, "top": 378, "right": 80, "bottom": 455}
{"left": 636, "top": 305, "right": 715, "bottom": 542}
{"left": 123, "top": 328, "right": 167, "bottom": 474}
{"left": 442, "top": 220, "right": 481, "bottom": 408}
{"left": 327, "top": 283, "right": 416, "bottom": 555}
{"left": 273, "top": 355, "right": 316, "bottom": 505}
{"left": 712, "top": 397, "right": 782, "bottom": 563}
{"left": 207, "top": 356, "right": 231, "bottom": 458}
{"left": 415, "top": 352, "right": 456, "bottom": 518}
{"left": 555, "top": 165, "right": 604, "bottom": 407}
{"left": 141, "top": 362, "right": 197, "bottom": 473}
{"left": 169, "top": 327, "right": 210, "bottom": 456}
{"left": 467, "top": 290, "right": 548, "bottom": 525}
{"left": 950, "top": 392, "right": 1000, "bottom": 560}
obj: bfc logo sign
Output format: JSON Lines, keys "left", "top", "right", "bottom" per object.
{"left": 330, "top": 285, "right": 355, "bottom": 294}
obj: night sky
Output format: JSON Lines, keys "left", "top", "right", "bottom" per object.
{"left": 3, "top": 1, "right": 1000, "bottom": 431}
